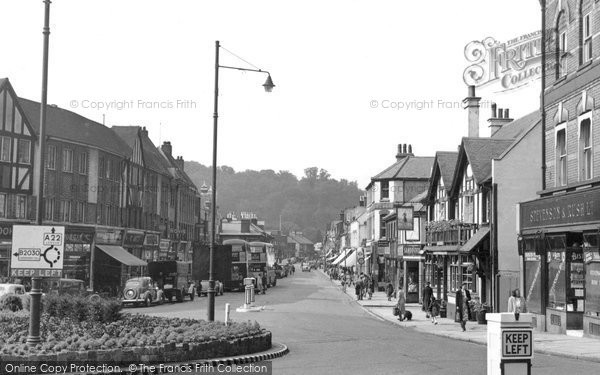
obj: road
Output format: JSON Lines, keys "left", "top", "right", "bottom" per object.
{"left": 126, "top": 268, "right": 600, "bottom": 374}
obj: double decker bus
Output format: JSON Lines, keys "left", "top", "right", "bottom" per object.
{"left": 221, "top": 239, "right": 249, "bottom": 291}
{"left": 248, "top": 241, "right": 277, "bottom": 287}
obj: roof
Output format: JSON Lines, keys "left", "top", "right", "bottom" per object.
{"left": 158, "top": 147, "right": 197, "bottom": 188}
{"left": 491, "top": 110, "right": 540, "bottom": 139}
{"left": 112, "top": 126, "right": 170, "bottom": 175}
{"left": 288, "top": 232, "right": 313, "bottom": 245}
{"left": 436, "top": 152, "right": 459, "bottom": 187}
{"left": 460, "top": 226, "right": 490, "bottom": 254}
{"left": 372, "top": 155, "right": 434, "bottom": 181}
{"left": 0, "top": 78, "right": 7, "bottom": 90}
{"left": 18, "top": 98, "right": 131, "bottom": 157}
{"left": 461, "top": 138, "right": 515, "bottom": 184}
{"left": 409, "top": 190, "right": 428, "bottom": 203}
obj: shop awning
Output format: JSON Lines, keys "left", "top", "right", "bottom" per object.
{"left": 325, "top": 248, "right": 334, "bottom": 257}
{"left": 344, "top": 251, "right": 358, "bottom": 267}
{"left": 460, "top": 226, "right": 490, "bottom": 254}
{"left": 96, "top": 245, "right": 147, "bottom": 267}
{"left": 333, "top": 249, "right": 355, "bottom": 266}
{"left": 422, "top": 245, "right": 460, "bottom": 254}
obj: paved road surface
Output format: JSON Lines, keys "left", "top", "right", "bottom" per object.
{"left": 126, "top": 268, "right": 600, "bottom": 374}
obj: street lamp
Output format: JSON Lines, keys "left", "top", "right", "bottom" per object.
{"left": 207, "top": 40, "right": 274, "bottom": 321}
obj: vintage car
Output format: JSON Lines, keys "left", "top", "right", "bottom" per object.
{"left": 198, "top": 280, "right": 224, "bottom": 296}
{"left": 301, "top": 263, "right": 311, "bottom": 272}
{"left": 121, "top": 277, "right": 163, "bottom": 307}
{"left": 0, "top": 283, "right": 26, "bottom": 298}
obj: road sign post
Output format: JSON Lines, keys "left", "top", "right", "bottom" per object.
{"left": 487, "top": 313, "right": 534, "bottom": 375}
{"left": 11, "top": 225, "right": 65, "bottom": 346}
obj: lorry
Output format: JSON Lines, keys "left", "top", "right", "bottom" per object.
{"left": 147, "top": 261, "right": 195, "bottom": 302}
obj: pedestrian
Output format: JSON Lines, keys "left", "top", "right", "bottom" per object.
{"left": 257, "top": 273, "right": 263, "bottom": 294}
{"left": 422, "top": 281, "right": 433, "bottom": 318}
{"left": 341, "top": 277, "right": 346, "bottom": 293}
{"left": 366, "top": 277, "right": 373, "bottom": 300}
{"left": 456, "top": 282, "right": 472, "bottom": 332}
{"left": 386, "top": 280, "right": 394, "bottom": 301}
{"left": 430, "top": 296, "right": 440, "bottom": 325}
{"left": 507, "top": 288, "right": 524, "bottom": 315}
{"left": 396, "top": 288, "right": 406, "bottom": 321}
{"left": 261, "top": 273, "right": 268, "bottom": 295}
{"left": 355, "top": 279, "right": 363, "bottom": 300}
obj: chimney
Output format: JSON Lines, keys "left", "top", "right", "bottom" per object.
{"left": 463, "top": 85, "right": 481, "bottom": 137}
{"left": 395, "top": 143, "right": 415, "bottom": 161}
{"left": 161, "top": 141, "right": 172, "bottom": 156}
{"left": 140, "top": 126, "right": 148, "bottom": 137}
{"left": 487, "top": 104, "right": 513, "bottom": 137}
{"left": 175, "top": 156, "right": 185, "bottom": 171}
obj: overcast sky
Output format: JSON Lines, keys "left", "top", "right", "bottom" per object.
{"left": 1, "top": 0, "right": 541, "bottom": 187}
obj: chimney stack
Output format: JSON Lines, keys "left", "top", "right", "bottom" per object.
{"left": 176, "top": 156, "right": 185, "bottom": 171}
{"left": 463, "top": 85, "right": 481, "bottom": 137}
{"left": 140, "top": 126, "right": 148, "bottom": 137}
{"left": 395, "top": 143, "right": 415, "bottom": 161}
{"left": 488, "top": 104, "right": 513, "bottom": 137}
{"left": 161, "top": 141, "right": 172, "bottom": 156}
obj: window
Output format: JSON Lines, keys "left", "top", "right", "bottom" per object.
{"left": 61, "top": 200, "right": 71, "bottom": 222}
{"left": 99, "top": 157, "right": 105, "bottom": 178}
{"left": 16, "top": 195, "right": 26, "bottom": 219}
{"left": 78, "top": 153, "right": 87, "bottom": 175}
{"left": 584, "top": 13, "right": 593, "bottom": 63}
{"left": 0, "top": 193, "right": 5, "bottom": 217}
{"left": 62, "top": 149, "right": 73, "bottom": 172}
{"left": 47, "top": 145, "right": 56, "bottom": 170}
{"left": 76, "top": 202, "right": 86, "bottom": 222}
{"left": 45, "top": 198, "right": 55, "bottom": 221}
{"left": 16, "top": 139, "right": 30, "bottom": 164}
{"left": 559, "top": 31, "right": 567, "bottom": 77}
{"left": 380, "top": 180, "right": 389, "bottom": 200}
{"left": 106, "top": 159, "right": 112, "bottom": 179}
{"left": 580, "top": 117, "right": 592, "bottom": 180}
{"left": 556, "top": 127, "right": 567, "bottom": 186}
{"left": 0, "top": 136, "right": 10, "bottom": 162}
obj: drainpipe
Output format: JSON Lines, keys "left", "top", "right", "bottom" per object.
{"left": 540, "top": 0, "right": 547, "bottom": 191}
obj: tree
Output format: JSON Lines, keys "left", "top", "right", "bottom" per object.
{"left": 318, "top": 168, "right": 330, "bottom": 181}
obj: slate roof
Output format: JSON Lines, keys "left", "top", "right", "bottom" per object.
{"left": 112, "top": 126, "right": 171, "bottom": 175}
{"left": 158, "top": 147, "right": 197, "bottom": 189}
{"left": 288, "top": 232, "right": 313, "bottom": 245}
{"left": 461, "top": 138, "right": 515, "bottom": 184}
{"left": 436, "top": 152, "right": 459, "bottom": 188}
{"left": 18, "top": 98, "right": 130, "bottom": 157}
{"left": 372, "top": 156, "right": 434, "bottom": 181}
{"left": 491, "top": 110, "right": 540, "bottom": 139}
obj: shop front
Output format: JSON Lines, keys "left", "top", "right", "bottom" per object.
{"left": 142, "top": 232, "right": 160, "bottom": 262}
{"left": 123, "top": 230, "right": 145, "bottom": 258}
{"left": 401, "top": 244, "right": 424, "bottom": 303}
{"left": 63, "top": 226, "right": 94, "bottom": 286}
{"left": 520, "top": 188, "right": 600, "bottom": 337}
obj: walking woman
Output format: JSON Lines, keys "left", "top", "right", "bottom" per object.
{"left": 455, "top": 282, "right": 472, "bottom": 332}
{"left": 396, "top": 288, "right": 406, "bottom": 321}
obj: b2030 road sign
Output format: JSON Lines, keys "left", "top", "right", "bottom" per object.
{"left": 11, "top": 225, "right": 65, "bottom": 273}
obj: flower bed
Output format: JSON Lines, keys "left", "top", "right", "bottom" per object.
{"left": 0, "top": 312, "right": 271, "bottom": 367}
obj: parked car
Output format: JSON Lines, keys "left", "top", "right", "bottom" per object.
{"left": 0, "top": 283, "right": 26, "bottom": 298}
{"left": 301, "top": 263, "right": 311, "bottom": 272}
{"left": 121, "top": 277, "right": 163, "bottom": 307}
{"left": 198, "top": 280, "right": 224, "bottom": 296}
{"left": 274, "top": 264, "right": 287, "bottom": 279}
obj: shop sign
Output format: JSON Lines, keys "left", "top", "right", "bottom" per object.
{"left": 584, "top": 249, "right": 600, "bottom": 263}
{"left": 65, "top": 227, "right": 94, "bottom": 244}
{"left": 125, "top": 231, "right": 145, "bottom": 246}
{"left": 397, "top": 207, "right": 414, "bottom": 231}
{"left": 501, "top": 330, "right": 533, "bottom": 358}
{"left": 96, "top": 230, "right": 123, "bottom": 245}
{"left": 144, "top": 233, "right": 160, "bottom": 246}
{"left": 372, "top": 202, "right": 394, "bottom": 210}
{"left": 524, "top": 252, "right": 540, "bottom": 262}
{"left": 520, "top": 189, "right": 600, "bottom": 230}
{"left": 159, "top": 239, "right": 171, "bottom": 252}
{"left": 402, "top": 244, "right": 422, "bottom": 257}
{"left": 0, "top": 223, "right": 13, "bottom": 241}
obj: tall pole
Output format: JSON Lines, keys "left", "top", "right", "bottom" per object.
{"left": 28, "top": 0, "right": 51, "bottom": 346}
{"left": 207, "top": 40, "right": 220, "bottom": 321}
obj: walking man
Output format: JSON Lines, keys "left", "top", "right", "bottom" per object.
{"left": 422, "top": 281, "right": 433, "bottom": 318}
{"left": 456, "top": 282, "right": 472, "bottom": 332}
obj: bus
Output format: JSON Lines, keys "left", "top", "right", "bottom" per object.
{"left": 221, "top": 239, "right": 249, "bottom": 291}
{"left": 248, "top": 241, "right": 277, "bottom": 287}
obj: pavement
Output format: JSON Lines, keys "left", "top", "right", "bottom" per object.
{"left": 320, "top": 269, "right": 600, "bottom": 363}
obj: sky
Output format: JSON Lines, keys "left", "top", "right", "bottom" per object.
{"left": 0, "top": 0, "right": 541, "bottom": 188}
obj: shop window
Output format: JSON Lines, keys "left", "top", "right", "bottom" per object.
{"left": 556, "top": 127, "right": 567, "bottom": 186}
{"left": 547, "top": 250, "right": 567, "bottom": 309}
{"left": 579, "top": 116, "right": 592, "bottom": 180}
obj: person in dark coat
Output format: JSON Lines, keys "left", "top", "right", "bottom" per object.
{"left": 261, "top": 274, "right": 268, "bottom": 294}
{"left": 455, "top": 282, "right": 472, "bottom": 331}
{"left": 355, "top": 279, "right": 363, "bottom": 300}
{"left": 385, "top": 280, "right": 394, "bottom": 301}
{"left": 422, "top": 282, "right": 433, "bottom": 318}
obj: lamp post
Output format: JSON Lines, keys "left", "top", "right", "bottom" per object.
{"left": 207, "top": 40, "right": 274, "bottom": 321}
